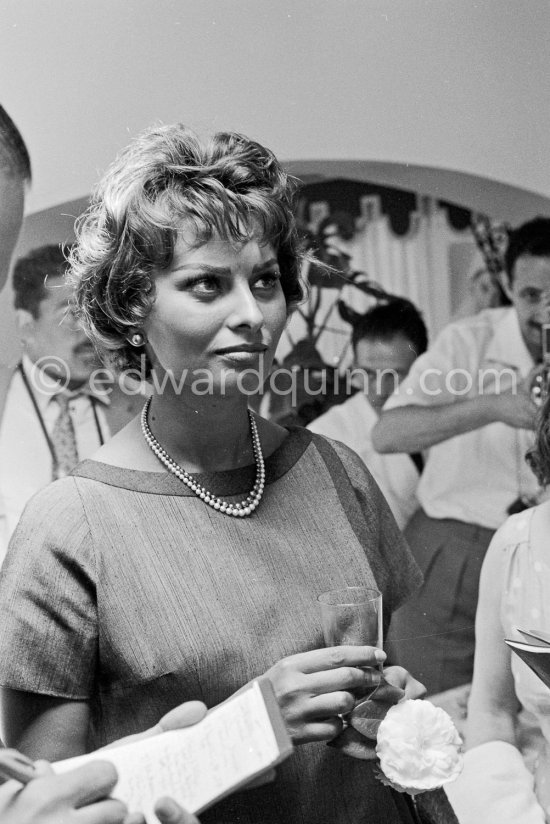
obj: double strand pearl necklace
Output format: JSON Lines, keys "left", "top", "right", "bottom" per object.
{"left": 140, "top": 396, "right": 265, "bottom": 517}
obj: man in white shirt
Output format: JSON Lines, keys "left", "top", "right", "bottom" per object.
{"left": 308, "top": 297, "right": 428, "bottom": 529}
{"left": 372, "top": 216, "right": 550, "bottom": 695}
{"left": 0, "top": 244, "right": 144, "bottom": 559}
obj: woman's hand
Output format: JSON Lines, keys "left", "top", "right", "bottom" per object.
{"left": 264, "top": 645, "right": 386, "bottom": 744}
{"left": 382, "top": 665, "right": 426, "bottom": 700}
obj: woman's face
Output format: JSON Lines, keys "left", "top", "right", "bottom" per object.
{"left": 143, "top": 229, "right": 288, "bottom": 398}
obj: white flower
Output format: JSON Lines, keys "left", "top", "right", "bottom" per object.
{"left": 375, "top": 699, "right": 463, "bottom": 796}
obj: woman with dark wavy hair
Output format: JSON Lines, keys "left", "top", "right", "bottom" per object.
{"left": 447, "top": 389, "right": 550, "bottom": 823}
{"left": 0, "top": 123, "right": 424, "bottom": 824}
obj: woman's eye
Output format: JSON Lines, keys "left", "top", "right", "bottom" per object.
{"left": 186, "top": 276, "right": 221, "bottom": 296}
{"left": 254, "top": 272, "right": 281, "bottom": 291}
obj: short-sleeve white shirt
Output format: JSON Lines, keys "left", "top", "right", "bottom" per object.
{"left": 384, "top": 307, "right": 539, "bottom": 529}
{"left": 307, "top": 392, "right": 419, "bottom": 530}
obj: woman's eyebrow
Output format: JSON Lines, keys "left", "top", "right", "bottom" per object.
{"left": 253, "top": 258, "right": 279, "bottom": 272}
{"left": 171, "top": 259, "right": 279, "bottom": 275}
{"left": 171, "top": 263, "right": 231, "bottom": 275}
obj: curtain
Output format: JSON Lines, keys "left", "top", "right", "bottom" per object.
{"left": 277, "top": 195, "right": 474, "bottom": 367}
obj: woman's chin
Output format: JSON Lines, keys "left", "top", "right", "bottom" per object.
{"left": 220, "top": 375, "right": 264, "bottom": 399}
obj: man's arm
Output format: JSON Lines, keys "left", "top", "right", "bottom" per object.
{"left": 373, "top": 388, "right": 538, "bottom": 454}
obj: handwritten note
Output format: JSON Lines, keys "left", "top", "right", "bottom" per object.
{"left": 53, "top": 680, "right": 291, "bottom": 822}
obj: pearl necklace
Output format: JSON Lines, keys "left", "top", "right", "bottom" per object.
{"left": 140, "top": 397, "right": 265, "bottom": 517}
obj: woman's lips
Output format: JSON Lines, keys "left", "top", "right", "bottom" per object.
{"left": 215, "top": 346, "right": 268, "bottom": 366}
{"left": 216, "top": 344, "right": 268, "bottom": 354}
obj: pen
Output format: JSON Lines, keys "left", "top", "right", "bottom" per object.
{"left": 0, "top": 749, "right": 38, "bottom": 784}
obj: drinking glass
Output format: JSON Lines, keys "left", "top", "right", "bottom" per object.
{"left": 317, "top": 586, "right": 383, "bottom": 651}
{"left": 318, "top": 586, "right": 383, "bottom": 709}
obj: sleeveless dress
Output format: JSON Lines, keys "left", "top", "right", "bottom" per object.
{"left": 0, "top": 427, "right": 422, "bottom": 824}
{"left": 498, "top": 502, "right": 550, "bottom": 822}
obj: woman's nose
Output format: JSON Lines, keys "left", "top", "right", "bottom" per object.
{"left": 228, "top": 282, "right": 264, "bottom": 332}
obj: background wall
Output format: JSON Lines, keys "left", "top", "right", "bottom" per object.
{"left": 1, "top": 0, "right": 549, "bottom": 361}
{"left": 3, "top": 0, "right": 550, "bottom": 212}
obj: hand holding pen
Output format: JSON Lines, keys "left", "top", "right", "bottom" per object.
{"left": 0, "top": 748, "right": 199, "bottom": 824}
{"left": 0, "top": 749, "right": 133, "bottom": 824}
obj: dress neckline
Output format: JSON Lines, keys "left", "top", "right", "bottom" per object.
{"left": 72, "top": 425, "right": 313, "bottom": 496}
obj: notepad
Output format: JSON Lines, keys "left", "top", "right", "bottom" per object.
{"left": 505, "top": 628, "right": 550, "bottom": 690}
{"left": 53, "top": 678, "right": 293, "bottom": 823}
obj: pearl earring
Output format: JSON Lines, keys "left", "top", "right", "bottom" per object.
{"left": 130, "top": 332, "right": 144, "bottom": 347}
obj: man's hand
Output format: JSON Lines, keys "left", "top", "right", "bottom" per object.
{"left": 124, "top": 798, "right": 200, "bottom": 824}
{"left": 494, "top": 374, "right": 539, "bottom": 430}
{"left": 0, "top": 702, "right": 209, "bottom": 824}
{"left": 101, "top": 701, "right": 208, "bottom": 752}
{"left": 103, "top": 701, "right": 208, "bottom": 822}
{"left": 0, "top": 760, "right": 130, "bottom": 824}
{"left": 152, "top": 797, "right": 199, "bottom": 824}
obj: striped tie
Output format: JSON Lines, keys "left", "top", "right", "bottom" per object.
{"left": 50, "top": 392, "right": 79, "bottom": 479}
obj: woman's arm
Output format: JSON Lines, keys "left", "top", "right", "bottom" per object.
{"left": 445, "top": 528, "right": 547, "bottom": 823}
{"left": 0, "top": 689, "right": 90, "bottom": 760}
{"left": 0, "top": 483, "right": 98, "bottom": 762}
{"left": 465, "top": 536, "right": 518, "bottom": 750}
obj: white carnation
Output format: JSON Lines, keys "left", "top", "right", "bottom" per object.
{"left": 375, "top": 699, "right": 463, "bottom": 796}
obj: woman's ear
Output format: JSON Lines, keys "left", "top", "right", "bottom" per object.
{"left": 127, "top": 331, "right": 146, "bottom": 347}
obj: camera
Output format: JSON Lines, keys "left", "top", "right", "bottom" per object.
{"left": 530, "top": 322, "right": 550, "bottom": 407}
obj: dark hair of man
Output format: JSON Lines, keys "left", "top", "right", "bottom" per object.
{"left": 13, "top": 244, "right": 68, "bottom": 318}
{"left": 0, "top": 105, "right": 32, "bottom": 181}
{"left": 350, "top": 297, "right": 429, "bottom": 358}
{"left": 504, "top": 216, "right": 550, "bottom": 282}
